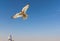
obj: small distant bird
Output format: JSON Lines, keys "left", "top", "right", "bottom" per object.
{"left": 12, "top": 3, "right": 30, "bottom": 20}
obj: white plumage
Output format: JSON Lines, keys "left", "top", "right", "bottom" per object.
{"left": 12, "top": 3, "right": 30, "bottom": 20}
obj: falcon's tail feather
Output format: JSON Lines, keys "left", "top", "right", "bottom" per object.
{"left": 22, "top": 13, "right": 28, "bottom": 20}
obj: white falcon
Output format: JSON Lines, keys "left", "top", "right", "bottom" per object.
{"left": 12, "top": 3, "right": 30, "bottom": 20}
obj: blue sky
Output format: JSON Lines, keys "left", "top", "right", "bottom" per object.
{"left": 0, "top": 0, "right": 60, "bottom": 41}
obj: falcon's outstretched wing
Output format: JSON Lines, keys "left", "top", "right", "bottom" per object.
{"left": 12, "top": 12, "right": 23, "bottom": 19}
{"left": 22, "top": 4, "right": 30, "bottom": 13}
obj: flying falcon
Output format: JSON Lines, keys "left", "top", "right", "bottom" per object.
{"left": 12, "top": 3, "right": 30, "bottom": 20}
